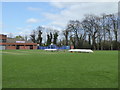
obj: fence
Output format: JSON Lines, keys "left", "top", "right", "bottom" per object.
{"left": 38, "top": 45, "right": 70, "bottom": 49}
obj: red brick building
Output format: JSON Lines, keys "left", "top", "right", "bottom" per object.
{"left": 0, "top": 34, "right": 37, "bottom": 50}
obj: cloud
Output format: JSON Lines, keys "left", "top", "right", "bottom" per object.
{"left": 27, "top": 7, "right": 41, "bottom": 11}
{"left": 50, "top": 2, "right": 68, "bottom": 8}
{"left": 0, "top": 32, "right": 9, "bottom": 35}
{"left": 26, "top": 18, "right": 39, "bottom": 23}
{"left": 43, "top": 2, "right": 118, "bottom": 29}
{"left": 15, "top": 25, "right": 34, "bottom": 35}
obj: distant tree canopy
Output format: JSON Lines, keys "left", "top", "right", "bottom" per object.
{"left": 30, "top": 26, "right": 44, "bottom": 45}
{"left": 28, "top": 13, "right": 119, "bottom": 50}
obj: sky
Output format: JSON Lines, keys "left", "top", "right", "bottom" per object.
{"left": 1, "top": 2, "right": 118, "bottom": 37}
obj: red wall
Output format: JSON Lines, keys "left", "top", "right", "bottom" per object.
{"left": 6, "top": 46, "right": 16, "bottom": 50}
{"left": 19, "top": 46, "right": 30, "bottom": 50}
{"left": 33, "top": 46, "right": 37, "bottom": 49}
{"left": 5, "top": 46, "right": 37, "bottom": 50}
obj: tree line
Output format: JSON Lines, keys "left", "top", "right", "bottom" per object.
{"left": 27, "top": 14, "right": 119, "bottom": 50}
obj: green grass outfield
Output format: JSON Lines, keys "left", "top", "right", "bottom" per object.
{"left": 2, "top": 50, "right": 118, "bottom": 88}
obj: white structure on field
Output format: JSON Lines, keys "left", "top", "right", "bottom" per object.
{"left": 68, "top": 49, "right": 93, "bottom": 53}
{"left": 44, "top": 49, "right": 58, "bottom": 51}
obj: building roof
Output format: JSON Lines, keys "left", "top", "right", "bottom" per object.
{"left": 0, "top": 43, "right": 37, "bottom": 45}
{"left": 7, "top": 38, "right": 33, "bottom": 43}
{"left": 0, "top": 34, "right": 7, "bottom": 39}
{"left": 0, "top": 34, "right": 37, "bottom": 45}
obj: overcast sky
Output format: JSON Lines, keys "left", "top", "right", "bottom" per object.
{"left": 1, "top": 2, "right": 118, "bottom": 37}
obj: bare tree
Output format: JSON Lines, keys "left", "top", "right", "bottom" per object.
{"left": 81, "top": 15, "right": 100, "bottom": 50}
{"left": 24, "top": 35, "right": 28, "bottom": 41}
{"left": 63, "top": 29, "right": 70, "bottom": 46}
{"left": 46, "top": 33, "right": 51, "bottom": 46}
{"left": 30, "top": 30, "right": 37, "bottom": 43}
{"left": 67, "top": 20, "right": 84, "bottom": 48}
{"left": 37, "top": 26, "right": 43, "bottom": 46}
{"left": 53, "top": 31, "right": 59, "bottom": 45}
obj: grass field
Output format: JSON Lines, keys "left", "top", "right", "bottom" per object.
{"left": 2, "top": 50, "right": 118, "bottom": 88}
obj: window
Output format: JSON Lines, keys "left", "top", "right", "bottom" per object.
{"left": 2, "top": 39, "right": 6, "bottom": 43}
{"left": 0, "top": 39, "right": 2, "bottom": 43}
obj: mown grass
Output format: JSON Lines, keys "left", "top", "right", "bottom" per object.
{"left": 2, "top": 50, "right": 118, "bottom": 88}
